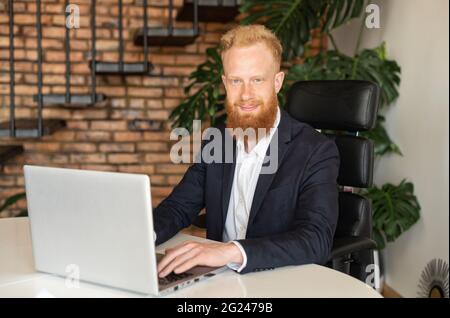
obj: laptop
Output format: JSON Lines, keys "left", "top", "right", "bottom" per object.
{"left": 23, "top": 165, "right": 226, "bottom": 296}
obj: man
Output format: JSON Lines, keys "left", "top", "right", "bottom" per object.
{"left": 155, "top": 25, "right": 340, "bottom": 277}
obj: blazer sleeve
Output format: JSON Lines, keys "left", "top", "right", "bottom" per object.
{"left": 236, "top": 138, "right": 340, "bottom": 274}
{"left": 153, "top": 159, "right": 206, "bottom": 245}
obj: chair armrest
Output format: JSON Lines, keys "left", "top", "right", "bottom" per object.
{"left": 330, "top": 236, "right": 377, "bottom": 260}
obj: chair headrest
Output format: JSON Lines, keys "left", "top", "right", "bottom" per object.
{"left": 286, "top": 80, "right": 380, "bottom": 132}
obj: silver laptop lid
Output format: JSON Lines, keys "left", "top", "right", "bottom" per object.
{"left": 24, "top": 165, "right": 159, "bottom": 295}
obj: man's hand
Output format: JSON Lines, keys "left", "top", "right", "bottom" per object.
{"left": 157, "top": 241, "right": 243, "bottom": 277}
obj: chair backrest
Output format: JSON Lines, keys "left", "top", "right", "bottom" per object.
{"left": 286, "top": 80, "right": 380, "bottom": 239}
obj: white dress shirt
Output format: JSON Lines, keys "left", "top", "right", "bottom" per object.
{"left": 223, "top": 107, "right": 281, "bottom": 272}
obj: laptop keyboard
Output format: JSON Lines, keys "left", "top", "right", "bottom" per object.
{"left": 158, "top": 272, "right": 193, "bottom": 286}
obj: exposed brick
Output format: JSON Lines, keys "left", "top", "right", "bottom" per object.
{"left": 146, "top": 110, "right": 169, "bottom": 120}
{"left": 143, "top": 76, "right": 179, "bottom": 87}
{"left": 66, "top": 121, "right": 89, "bottom": 130}
{"left": 44, "top": 4, "right": 64, "bottom": 14}
{"left": 151, "top": 186, "right": 173, "bottom": 197}
{"left": 75, "top": 131, "right": 112, "bottom": 141}
{"left": 111, "top": 109, "right": 145, "bottom": 119}
{"left": 143, "top": 131, "right": 170, "bottom": 141}
{"left": 72, "top": 110, "right": 109, "bottom": 120}
{"left": 45, "top": 131, "right": 76, "bottom": 141}
{"left": 25, "top": 153, "right": 69, "bottom": 164}
{"left": 0, "top": 176, "right": 17, "bottom": 187}
{"left": 43, "top": 108, "right": 72, "bottom": 119}
{"left": 144, "top": 153, "right": 171, "bottom": 163}
{"left": 62, "top": 143, "right": 97, "bottom": 153}
{"left": 149, "top": 175, "right": 167, "bottom": 186}
{"left": 107, "top": 153, "right": 142, "bottom": 164}
{"left": 164, "top": 87, "right": 185, "bottom": 98}
{"left": 3, "top": 165, "right": 23, "bottom": 174}
{"left": 90, "top": 120, "right": 127, "bottom": 131}
{"left": 113, "top": 131, "right": 143, "bottom": 142}
{"left": 14, "top": 14, "right": 36, "bottom": 25}
{"left": 163, "top": 66, "right": 196, "bottom": 76}
{"left": 117, "top": 165, "right": 155, "bottom": 175}
{"left": 175, "top": 54, "right": 206, "bottom": 65}
{"left": 79, "top": 165, "right": 118, "bottom": 172}
{"left": 167, "top": 174, "right": 183, "bottom": 186}
{"left": 128, "top": 98, "right": 145, "bottom": 108}
{"left": 137, "top": 142, "right": 169, "bottom": 152}
{"left": 128, "top": 87, "right": 163, "bottom": 98}
{"left": 24, "top": 142, "right": 61, "bottom": 152}
{"left": 147, "top": 99, "right": 164, "bottom": 109}
{"left": 150, "top": 54, "right": 176, "bottom": 65}
{"left": 99, "top": 143, "right": 135, "bottom": 153}
{"left": 95, "top": 86, "right": 126, "bottom": 97}
{"left": 164, "top": 98, "right": 182, "bottom": 109}
{"left": 71, "top": 154, "right": 107, "bottom": 164}
{"left": 43, "top": 27, "right": 65, "bottom": 39}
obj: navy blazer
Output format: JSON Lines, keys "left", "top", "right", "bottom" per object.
{"left": 153, "top": 109, "right": 340, "bottom": 274}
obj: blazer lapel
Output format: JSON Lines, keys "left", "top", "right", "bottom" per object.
{"left": 247, "top": 110, "right": 293, "bottom": 226}
{"left": 221, "top": 136, "right": 237, "bottom": 227}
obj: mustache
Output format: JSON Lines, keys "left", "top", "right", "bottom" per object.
{"left": 234, "top": 99, "right": 263, "bottom": 107}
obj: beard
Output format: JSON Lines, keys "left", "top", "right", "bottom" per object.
{"left": 225, "top": 90, "right": 278, "bottom": 140}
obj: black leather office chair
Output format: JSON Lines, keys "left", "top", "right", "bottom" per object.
{"left": 285, "top": 80, "right": 379, "bottom": 283}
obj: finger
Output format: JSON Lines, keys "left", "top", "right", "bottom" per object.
{"left": 158, "top": 242, "right": 197, "bottom": 274}
{"left": 159, "top": 247, "right": 202, "bottom": 277}
{"left": 173, "top": 256, "right": 203, "bottom": 275}
{"left": 164, "top": 240, "right": 191, "bottom": 254}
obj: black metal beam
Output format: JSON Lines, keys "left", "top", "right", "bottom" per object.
{"left": 65, "top": 0, "right": 71, "bottom": 103}
{"left": 8, "top": 0, "right": 15, "bottom": 137}
{"left": 176, "top": 0, "right": 241, "bottom": 23}
{"left": 133, "top": 27, "right": 198, "bottom": 46}
{"left": 33, "top": 94, "right": 107, "bottom": 106}
{"left": 0, "top": 120, "right": 66, "bottom": 138}
{"left": 118, "top": 0, "right": 124, "bottom": 72}
{"left": 36, "top": 0, "right": 43, "bottom": 137}
{"left": 92, "top": 62, "right": 153, "bottom": 75}
{"left": 143, "top": 0, "right": 148, "bottom": 72}
{"left": 168, "top": 0, "right": 173, "bottom": 35}
{"left": 193, "top": 0, "right": 198, "bottom": 35}
{"left": 91, "top": 0, "right": 96, "bottom": 104}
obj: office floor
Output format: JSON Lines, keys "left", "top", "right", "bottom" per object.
{"left": 180, "top": 225, "right": 401, "bottom": 298}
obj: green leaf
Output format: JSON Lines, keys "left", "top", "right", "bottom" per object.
{"left": 361, "top": 180, "right": 421, "bottom": 250}
{"left": 0, "top": 192, "right": 26, "bottom": 212}
{"left": 321, "top": 0, "right": 365, "bottom": 32}
{"left": 283, "top": 44, "right": 401, "bottom": 108}
{"left": 240, "top": 0, "right": 363, "bottom": 60}
{"left": 282, "top": 44, "right": 402, "bottom": 156}
{"left": 169, "top": 46, "right": 225, "bottom": 133}
{"left": 360, "top": 115, "right": 402, "bottom": 156}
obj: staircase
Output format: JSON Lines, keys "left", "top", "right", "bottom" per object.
{"left": 0, "top": 0, "right": 241, "bottom": 189}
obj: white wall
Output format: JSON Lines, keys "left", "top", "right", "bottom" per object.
{"left": 331, "top": 0, "right": 449, "bottom": 297}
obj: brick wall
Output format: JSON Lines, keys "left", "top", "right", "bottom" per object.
{"left": 0, "top": 0, "right": 326, "bottom": 217}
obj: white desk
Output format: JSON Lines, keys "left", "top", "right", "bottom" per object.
{"left": 0, "top": 218, "right": 381, "bottom": 298}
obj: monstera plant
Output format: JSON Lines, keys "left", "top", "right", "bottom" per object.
{"left": 169, "top": 0, "right": 421, "bottom": 250}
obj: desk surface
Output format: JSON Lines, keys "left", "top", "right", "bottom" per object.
{"left": 0, "top": 218, "right": 381, "bottom": 298}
